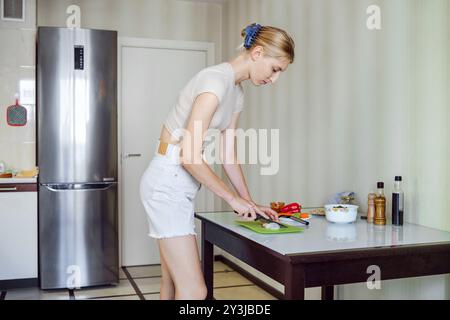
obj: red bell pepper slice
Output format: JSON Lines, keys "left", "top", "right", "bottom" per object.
{"left": 280, "top": 202, "right": 301, "bottom": 213}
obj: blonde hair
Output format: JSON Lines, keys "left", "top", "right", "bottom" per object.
{"left": 241, "top": 23, "right": 295, "bottom": 63}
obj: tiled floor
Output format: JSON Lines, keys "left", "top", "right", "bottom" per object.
{"left": 1, "top": 261, "right": 277, "bottom": 300}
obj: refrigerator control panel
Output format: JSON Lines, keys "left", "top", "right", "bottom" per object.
{"left": 74, "top": 45, "right": 84, "bottom": 70}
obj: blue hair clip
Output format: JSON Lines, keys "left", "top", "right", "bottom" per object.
{"left": 244, "top": 23, "right": 262, "bottom": 49}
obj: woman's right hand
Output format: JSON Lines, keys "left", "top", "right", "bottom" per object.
{"left": 228, "top": 196, "right": 269, "bottom": 221}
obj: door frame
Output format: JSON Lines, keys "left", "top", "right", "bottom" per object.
{"left": 117, "top": 37, "right": 215, "bottom": 266}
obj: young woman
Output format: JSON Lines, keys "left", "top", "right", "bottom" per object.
{"left": 140, "top": 23, "right": 295, "bottom": 300}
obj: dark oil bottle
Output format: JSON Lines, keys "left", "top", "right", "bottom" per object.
{"left": 392, "top": 176, "right": 404, "bottom": 226}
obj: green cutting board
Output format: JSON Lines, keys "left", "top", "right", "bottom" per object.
{"left": 235, "top": 220, "right": 304, "bottom": 234}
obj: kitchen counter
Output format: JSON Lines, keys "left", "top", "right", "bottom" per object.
{"left": 0, "top": 178, "right": 37, "bottom": 184}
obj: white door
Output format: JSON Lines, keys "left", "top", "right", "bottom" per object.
{"left": 119, "top": 38, "right": 216, "bottom": 266}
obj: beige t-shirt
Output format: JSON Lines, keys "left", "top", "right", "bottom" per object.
{"left": 164, "top": 62, "right": 244, "bottom": 142}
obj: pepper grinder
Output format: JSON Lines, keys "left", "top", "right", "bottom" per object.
{"left": 374, "top": 196, "right": 386, "bottom": 225}
{"left": 367, "top": 193, "right": 376, "bottom": 223}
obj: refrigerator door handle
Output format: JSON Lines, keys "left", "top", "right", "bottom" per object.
{"left": 42, "top": 183, "right": 117, "bottom": 192}
{"left": 123, "top": 153, "right": 142, "bottom": 159}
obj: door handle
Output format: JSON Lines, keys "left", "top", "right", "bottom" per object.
{"left": 123, "top": 153, "right": 142, "bottom": 159}
{"left": 0, "top": 187, "right": 17, "bottom": 191}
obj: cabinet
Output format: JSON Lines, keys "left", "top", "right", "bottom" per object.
{"left": 0, "top": 183, "right": 38, "bottom": 281}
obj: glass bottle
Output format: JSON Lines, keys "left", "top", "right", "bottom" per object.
{"left": 392, "top": 176, "right": 404, "bottom": 226}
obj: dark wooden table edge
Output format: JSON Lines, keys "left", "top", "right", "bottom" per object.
{"left": 287, "top": 242, "right": 450, "bottom": 263}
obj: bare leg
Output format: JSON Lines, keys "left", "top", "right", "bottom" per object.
{"left": 158, "top": 248, "right": 175, "bottom": 300}
{"left": 158, "top": 235, "right": 207, "bottom": 300}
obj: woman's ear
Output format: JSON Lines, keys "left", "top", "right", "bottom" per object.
{"left": 250, "top": 46, "right": 265, "bottom": 61}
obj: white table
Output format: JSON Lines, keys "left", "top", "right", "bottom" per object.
{"left": 195, "top": 210, "right": 450, "bottom": 300}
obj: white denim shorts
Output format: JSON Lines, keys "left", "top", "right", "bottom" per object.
{"left": 139, "top": 142, "right": 202, "bottom": 239}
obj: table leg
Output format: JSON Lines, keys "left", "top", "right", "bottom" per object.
{"left": 284, "top": 265, "right": 305, "bottom": 300}
{"left": 201, "top": 222, "right": 214, "bottom": 300}
{"left": 321, "top": 285, "right": 334, "bottom": 300}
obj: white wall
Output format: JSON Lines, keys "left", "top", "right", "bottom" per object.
{"left": 37, "top": 0, "right": 224, "bottom": 63}
{"left": 0, "top": 0, "right": 37, "bottom": 172}
{"left": 221, "top": 0, "right": 450, "bottom": 299}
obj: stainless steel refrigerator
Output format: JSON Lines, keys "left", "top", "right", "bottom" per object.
{"left": 37, "top": 27, "right": 118, "bottom": 290}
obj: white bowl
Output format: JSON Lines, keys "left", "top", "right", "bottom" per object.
{"left": 324, "top": 204, "right": 358, "bottom": 224}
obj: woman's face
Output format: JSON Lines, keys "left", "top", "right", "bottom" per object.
{"left": 249, "top": 48, "right": 290, "bottom": 86}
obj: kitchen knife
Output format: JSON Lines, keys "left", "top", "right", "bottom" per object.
{"left": 288, "top": 215, "right": 310, "bottom": 226}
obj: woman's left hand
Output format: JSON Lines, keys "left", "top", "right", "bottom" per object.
{"left": 250, "top": 202, "right": 280, "bottom": 222}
